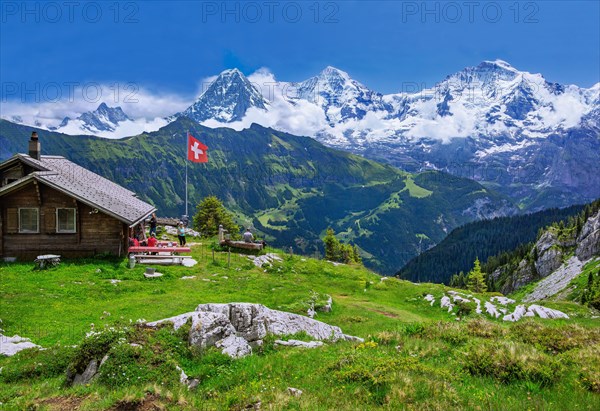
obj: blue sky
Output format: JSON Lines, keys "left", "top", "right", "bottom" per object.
{"left": 1, "top": 0, "right": 598, "bottom": 100}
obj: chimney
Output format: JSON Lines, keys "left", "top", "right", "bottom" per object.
{"left": 28, "top": 131, "right": 40, "bottom": 160}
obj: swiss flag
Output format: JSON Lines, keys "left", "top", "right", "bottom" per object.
{"left": 187, "top": 133, "right": 208, "bottom": 163}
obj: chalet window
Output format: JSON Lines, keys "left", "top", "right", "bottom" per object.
{"left": 18, "top": 208, "right": 39, "bottom": 233}
{"left": 56, "top": 208, "right": 76, "bottom": 233}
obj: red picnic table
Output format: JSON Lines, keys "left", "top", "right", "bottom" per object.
{"left": 128, "top": 246, "right": 192, "bottom": 265}
{"left": 128, "top": 246, "right": 191, "bottom": 255}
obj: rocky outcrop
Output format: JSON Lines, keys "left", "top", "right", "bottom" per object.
{"left": 534, "top": 231, "right": 564, "bottom": 279}
{"left": 429, "top": 292, "right": 568, "bottom": 322}
{"left": 523, "top": 256, "right": 588, "bottom": 302}
{"left": 146, "top": 303, "right": 362, "bottom": 358}
{"left": 0, "top": 334, "right": 40, "bottom": 356}
{"left": 71, "top": 359, "right": 98, "bottom": 385}
{"left": 576, "top": 211, "right": 600, "bottom": 260}
{"left": 503, "top": 304, "right": 569, "bottom": 321}
{"left": 499, "top": 258, "right": 536, "bottom": 295}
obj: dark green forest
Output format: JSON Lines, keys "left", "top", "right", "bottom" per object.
{"left": 396, "top": 204, "right": 586, "bottom": 283}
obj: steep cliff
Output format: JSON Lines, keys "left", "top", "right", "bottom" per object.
{"left": 489, "top": 202, "right": 600, "bottom": 296}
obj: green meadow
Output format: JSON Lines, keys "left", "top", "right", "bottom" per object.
{"left": 0, "top": 245, "right": 599, "bottom": 410}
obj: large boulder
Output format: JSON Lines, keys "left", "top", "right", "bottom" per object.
{"left": 195, "top": 303, "right": 356, "bottom": 344}
{"left": 146, "top": 303, "right": 363, "bottom": 358}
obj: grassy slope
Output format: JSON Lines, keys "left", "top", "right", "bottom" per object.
{"left": 1, "top": 247, "right": 599, "bottom": 410}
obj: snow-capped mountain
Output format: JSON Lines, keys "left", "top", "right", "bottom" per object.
{"left": 176, "top": 68, "right": 268, "bottom": 123}
{"left": 4, "top": 60, "right": 598, "bottom": 209}
{"left": 52, "top": 103, "right": 133, "bottom": 134}
{"left": 173, "top": 60, "right": 599, "bottom": 210}
{"left": 289, "top": 66, "right": 391, "bottom": 125}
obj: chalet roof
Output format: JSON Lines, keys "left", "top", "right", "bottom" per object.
{"left": 0, "top": 154, "right": 156, "bottom": 226}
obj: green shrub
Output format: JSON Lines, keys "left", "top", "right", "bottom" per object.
{"left": 466, "top": 318, "right": 505, "bottom": 339}
{"left": 98, "top": 342, "right": 180, "bottom": 388}
{"left": 423, "top": 322, "right": 468, "bottom": 345}
{"left": 463, "top": 340, "right": 563, "bottom": 386}
{"left": 402, "top": 322, "right": 426, "bottom": 336}
{"left": 0, "top": 345, "right": 75, "bottom": 383}
{"left": 568, "top": 344, "right": 600, "bottom": 393}
{"left": 67, "top": 326, "right": 129, "bottom": 378}
{"left": 331, "top": 352, "right": 395, "bottom": 405}
{"left": 455, "top": 301, "right": 475, "bottom": 318}
{"left": 510, "top": 321, "right": 597, "bottom": 353}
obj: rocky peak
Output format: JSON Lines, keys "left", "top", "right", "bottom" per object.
{"left": 178, "top": 68, "right": 268, "bottom": 123}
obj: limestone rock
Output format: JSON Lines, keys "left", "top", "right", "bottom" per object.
{"left": 500, "top": 258, "right": 536, "bottom": 294}
{"left": 576, "top": 211, "right": 600, "bottom": 261}
{"left": 484, "top": 301, "right": 501, "bottom": 318}
{"left": 503, "top": 305, "right": 527, "bottom": 322}
{"left": 523, "top": 256, "right": 586, "bottom": 302}
{"left": 274, "top": 339, "right": 324, "bottom": 348}
{"left": 0, "top": 334, "right": 40, "bottom": 356}
{"left": 195, "top": 303, "right": 357, "bottom": 343}
{"left": 72, "top": 359, "right": 98, "bottom": 385}
{"left": 440, "top": 296, "right": 453, "bottom": 312}
{"left": 146, "top": 312, "right": 196, "bottom": 330}
{"left": 215, "top": 335, "right": 252, "bottom": 358}
{"left": 526, "top": 304, "right": 569, "bottom": 319}
{"left": 287, "top": 387, "right": 303, "bottom": 397}
{"left": 189, "top": 312, "right": 236, "bottom": 349}
{"left": 534, "top": 232, "right": 563, "bottom": 279}
{"left": 147, "top": 303, "right": 362, "bottom": 358}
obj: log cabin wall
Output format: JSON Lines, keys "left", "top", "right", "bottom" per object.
{"left": 1, "top": 181, "right": 125, "bottom": 261}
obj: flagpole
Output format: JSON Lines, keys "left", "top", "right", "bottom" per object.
{"left": 185, "top": 130, "right": 188, "bottom": 221}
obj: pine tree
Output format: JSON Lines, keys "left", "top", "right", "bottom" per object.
{"left": 323, "top": 228, "right": 340, "bottom": 261}
{"left": 193, "top": 196, "right": 239, "bottom": 237}
{"left": 466, "top": 258, "right": 487, "bottom": 293}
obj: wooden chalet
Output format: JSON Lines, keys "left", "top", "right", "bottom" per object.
{"left": 0, "top": 132, "right": 156, "bottom": 260}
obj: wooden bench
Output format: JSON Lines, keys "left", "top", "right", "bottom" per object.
{"left": 219, "top": 240, "right": 264, "bottom": 251}
{"left": 34, "top": 254, "right": 61, "bottom": 269}
{"left": 134, "top": 255, "right": 193, "bottom": 265}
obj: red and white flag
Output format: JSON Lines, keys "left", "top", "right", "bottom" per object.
{"left": 187, "top": 133, "right": 208, "bottom": 163}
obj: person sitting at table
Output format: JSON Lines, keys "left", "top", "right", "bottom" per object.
{"left": 129, "top": 236, "right": 139, "bottom": 247}
{"left": 147, "top": 233, "right": 158, "bottom": 247}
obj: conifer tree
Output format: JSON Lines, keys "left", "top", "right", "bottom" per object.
{"left": 323, "top": 228, "right": 340, "bottom": 261}
{"left": 193, "top": 196, "right": 239, "bottom": 237}
{"left": 466, "top": 258, "right": 487, "bottom": 293}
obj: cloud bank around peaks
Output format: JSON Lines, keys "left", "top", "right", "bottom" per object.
{"left": 1, "top": 84, "right": 193, "bottom": 138}
{"left": 199, "top": 67, "right": 498, "bottom": 143}
{"left": 202, "top": 68, "right": 330, "bottom": 138}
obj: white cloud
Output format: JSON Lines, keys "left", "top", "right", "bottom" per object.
{"left": 1, "top": 84, "right": 192, "bottom": 138}
{"left": 202, "top": 68, "right": 329, "bottom": 137}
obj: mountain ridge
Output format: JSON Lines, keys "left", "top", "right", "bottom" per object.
{"left": 0, "top": 117, "right": 516, "bottom": 274}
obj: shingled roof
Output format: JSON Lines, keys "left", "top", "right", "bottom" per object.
{"left": 0, "top": 154, "right": 156, "bottom": 226}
